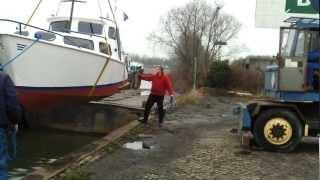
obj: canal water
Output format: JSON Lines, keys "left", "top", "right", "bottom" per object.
{"left": 7, "top": 103, "right": 140, "bottom": 179}
{"left": 9, "top": 128, "right": 102, "bottom": 179}
{"left": 7, "top": 86, "right": 149, "bottom": 179}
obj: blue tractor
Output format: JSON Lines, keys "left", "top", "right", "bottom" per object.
{"left": 238, "top": 17, "right": 320, "bottom": 152}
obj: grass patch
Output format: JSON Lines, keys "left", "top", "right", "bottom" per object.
{"left": 63, "top": 169, "right": 91, "bottom": 180}
{"left": 176, "top": 90, "right": 203, "bottom": 106}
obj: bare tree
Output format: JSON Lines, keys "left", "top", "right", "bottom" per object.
{"left": 150, "top": 0, "right": 241, "bottom": 88}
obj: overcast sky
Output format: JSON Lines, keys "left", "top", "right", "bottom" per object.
{"left": 0, "top": 0, "right": 279, "bottom": 59}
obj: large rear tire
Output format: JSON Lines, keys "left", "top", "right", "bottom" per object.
{"left": 253, "top": 109, "right": 302, "bottom": 152}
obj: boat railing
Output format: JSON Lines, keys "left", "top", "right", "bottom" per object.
{"left": 0, "top": 19, "right": 93, "bottom": 49}
{"left": 0, "top": 19, "right": 65, "bottom": 38}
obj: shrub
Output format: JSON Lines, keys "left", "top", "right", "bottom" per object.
{"left": 176, "top": 90, "right": 203, "bottom": 106}
{"left": 207, "top": 61, "right": 231, "bottom": 89}
{"left": 63, "top": 169, "right": 90, "bottom": 180}
{"left": 230, "top": 64, "right": 264, "bottom": 93}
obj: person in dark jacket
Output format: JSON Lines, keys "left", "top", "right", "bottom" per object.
{"left": 0, "top": 72, "right": 21, "bottom": 180}
{"left": 139, "top": 65, "right": 174, "bottom": 127}
{"left": 313, "top": 69, "right": 320, "bottom": 91}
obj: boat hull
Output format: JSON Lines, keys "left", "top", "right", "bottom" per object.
{"left": 0, "top": 34, "right": 128, "bottom": 111}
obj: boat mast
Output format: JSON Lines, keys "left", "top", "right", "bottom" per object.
{"left": 107, "top": 0, "right": 122, "bottom": 60}
{"left": 68, "top": 0, "right": 75, "bottom": 31}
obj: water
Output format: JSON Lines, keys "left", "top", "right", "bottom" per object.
{"left": 5, "top": 93, "right": 141, "bottom": 179}
{"left": 123, "top": 141, "right": 154, "bottom": 150}
{"left": 8, "top": 128, "right": 101, "bottom": 179}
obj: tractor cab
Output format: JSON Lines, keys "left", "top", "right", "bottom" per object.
{"left": 265, "top": 17, "right": 320, "bottom": 102}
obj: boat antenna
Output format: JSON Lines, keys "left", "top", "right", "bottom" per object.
{"left": 97, "top": 0, "right": 103, "bottom": 18}
{"left": 114, "top": 0, "right": 117, "bottom": 13}
{"left": 68, "top": 0, "right": 75, "bottom": 31}
{"left": 60, "top": 0, "right": 86, "bottom": 31}
{"left": 107, "top": 0, "right": 117, "bottom": 28}
{"left": 55, "top": 0, "right": 62, "bottom": 16}
{"left": 107, "top": 0, "right": 122, "bottom": 60}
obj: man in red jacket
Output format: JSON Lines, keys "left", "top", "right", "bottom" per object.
{"left": 139, "top": 65, "right": 174, "bottom": 127}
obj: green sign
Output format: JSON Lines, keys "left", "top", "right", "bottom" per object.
{"left": 286, "top": 0, "right": 318, "bottom": 14}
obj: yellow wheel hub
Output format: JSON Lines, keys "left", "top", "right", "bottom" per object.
{"left": 264, "top": 118, "right": 293, "bottom": 145}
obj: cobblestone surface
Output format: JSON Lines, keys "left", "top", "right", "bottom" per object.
{"left": 86, "top": 96, "right": 318, "bottom": 180}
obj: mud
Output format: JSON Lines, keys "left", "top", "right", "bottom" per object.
{"left": 84, "top": 96, "right": 318, "bottom": 180}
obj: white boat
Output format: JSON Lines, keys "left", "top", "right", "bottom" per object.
{"left": 0, "top": 1, "right": 128, "bottom": 111}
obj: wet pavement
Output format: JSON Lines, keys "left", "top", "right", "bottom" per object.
{"left": 83, "top": 95, "right": 318, "bottom": 180}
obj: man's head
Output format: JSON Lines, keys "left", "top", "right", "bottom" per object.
{"left": 154, "top": 65, "right": 164, "bottom": 75}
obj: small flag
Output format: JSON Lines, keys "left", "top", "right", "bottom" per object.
{"left": 123, "top": 12, "right": 129, "bottom": 21}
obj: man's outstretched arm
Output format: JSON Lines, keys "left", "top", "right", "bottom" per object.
{"left": 139, "top": 73, "right": 154, "bottom": 81}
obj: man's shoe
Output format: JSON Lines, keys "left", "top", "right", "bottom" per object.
{"left": 138, "top": 118, "right": 147, "bottom": 124}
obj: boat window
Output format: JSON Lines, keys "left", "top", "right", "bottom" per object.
{"left": 108, "top": 27, "right": 116, "bottom": 40}
{"left": 50, "top": 21, "right": 70, "bottom": 32}
{"left": 64, "top": 36, "right": 94, "bottom": 50}
{"left": 99, "top": 42, "right": 111, "bottom": 55}
{"left": 78, "top": 22, "right": 103, "bottom": 35}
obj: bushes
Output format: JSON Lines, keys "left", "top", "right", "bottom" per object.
{"left": 206, "top": 60, "right": 264, "bottom": 93}
{"left": 176, "top": 90, "right": 203, "bottom": 106}
{"left": 171, "top": 58, "right": 264, "bottom": 94}
{"left": 230, "top": 64, "right": 264, "bottom": 93}
{"left": 207, "top": 61, "right": 231, "bottom": 89}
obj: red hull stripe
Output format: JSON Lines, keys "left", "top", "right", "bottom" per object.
{"left": 16, "top": 81, "right": 128, "bottom": 111}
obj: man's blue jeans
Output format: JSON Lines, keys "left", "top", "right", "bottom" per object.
{"left": 0, "top": 129, "right": 8, "bottom": 180}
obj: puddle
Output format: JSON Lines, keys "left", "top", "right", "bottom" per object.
{"left": 221, "top": 114, "right": 231, "bottom": 118}
{"left": 48, "top": 158, "right": 57, "bottom": 164}
{"left": 123, "top": 141, "right": 153, "bottom": 150}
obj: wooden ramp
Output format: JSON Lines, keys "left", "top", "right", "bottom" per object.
{"left": 90, "top": 90, "right": 148, "bottom": 112}
{"left": 90, "top": 89, "right": 171, "bottom": 113}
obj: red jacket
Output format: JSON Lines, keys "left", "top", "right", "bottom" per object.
{"left": 139, "top": 73, "right": 173, "bottom": 96}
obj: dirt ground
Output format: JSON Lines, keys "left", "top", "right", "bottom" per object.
{"left": 84, "top": 95, "right": 318, "bottom": 180}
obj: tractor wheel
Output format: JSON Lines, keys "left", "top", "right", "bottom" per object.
{"left": 253, "top": 109, "right": 302, "bottom": 152}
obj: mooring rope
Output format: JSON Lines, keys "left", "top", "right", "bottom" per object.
{"left": 88, "top": 0, "right": 122, "bottom": 97}
{"left": 1, "top": 37, "right": 40, "bottom": 69}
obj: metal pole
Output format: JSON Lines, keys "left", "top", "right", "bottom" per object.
{"left": 19, "top": 23, "right": 22, "bottom": 35}
{"left": 193, "top": 57, "right": 197, "bottom": 90}
{"left": 68, "top": 0, "right": 75, "bottom": 31}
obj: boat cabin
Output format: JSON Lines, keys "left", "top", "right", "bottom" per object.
{"left": 44, "top": 17, "right": 122, "bottom": 60}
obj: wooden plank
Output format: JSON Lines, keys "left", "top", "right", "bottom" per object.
{"left": 90, "top": 101, "right": 144, "bottom": 112}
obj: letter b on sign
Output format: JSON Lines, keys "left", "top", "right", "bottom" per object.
{"left": 297, "top": 0, "right": 311, "bottom": 6}
{"left": 286, "top": 0, "right": 318, "bottom": 13}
